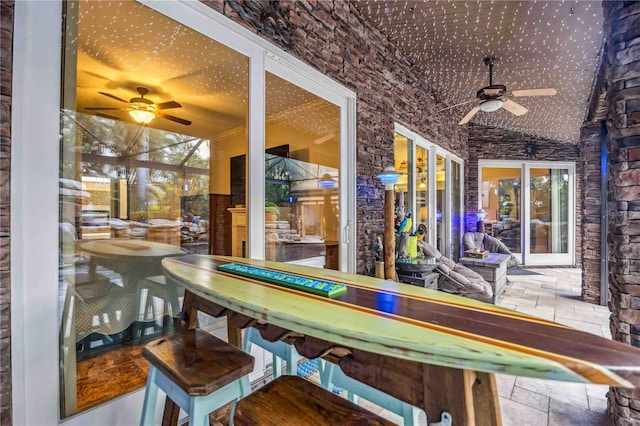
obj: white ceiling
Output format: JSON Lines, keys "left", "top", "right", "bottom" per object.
{"left": 358, "top": 1, "right": 604, "bottom": 143}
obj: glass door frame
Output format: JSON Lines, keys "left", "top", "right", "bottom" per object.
{"left": 11, "top": 1, "right": 357, "bottom": 424}
{"left": 478, "top": 160, "right": 575, "bottom": 266}
{"left": 394, "top": 124, "right": 464, "bottom": 260}
{"left": 258, "top": 56, "right": 357, "bottom": 272}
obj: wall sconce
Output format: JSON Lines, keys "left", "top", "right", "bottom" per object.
{"left": 376, "top": 166, "right": 401, "bottom": 280}
{"left": 318, "top": 173, "right": 338, "bottom": 189}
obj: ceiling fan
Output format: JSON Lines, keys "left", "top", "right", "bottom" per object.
{"left": 85, "top": 87, "right": 192, "bottom": 126}
{"left": 442, "top": 57, "right": 557, "bottom": 125}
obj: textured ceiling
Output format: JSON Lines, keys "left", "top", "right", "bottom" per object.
{"left": 358, "top": 1, "right": 604, "bottom": 143}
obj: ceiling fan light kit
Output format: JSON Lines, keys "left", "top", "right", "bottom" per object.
{"left": 129, "top": 109, "right": 156, "bottom": 124}
{"left": 479, "top": 99, "right": 503, "bottom": 113}
{"left": 86, "top": 86, "right": 192, "bottom": 126}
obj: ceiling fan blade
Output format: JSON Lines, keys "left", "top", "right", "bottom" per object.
{"left": 155, "top": 100, "right": 182, "bottom": 110}
{"left": 158, "top": 113, "right": 192, "bottom": 126}
{"left": 438, "top": 98, "right": 476, "bottom": 112}
{"left": 458, "top": 106, "right": 481, "bottom": 125}
{"left": 96, "top": 112, "right": 127, "bottom": 121}
{"left": 98, "top": 92, "right": 129, "bottom": 103}
{"left": 502, "top": 99, "right": 529, "bottom": 116}
{"left": 511, "top": 88, "right": 557, "bottom": 97}
{"left": 85, "top": 107, "right": 123, "bottom": 111}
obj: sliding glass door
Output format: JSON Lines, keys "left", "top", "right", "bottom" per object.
{"left": 525, "top": 165, "right": 573, "bottom": 265}
{"left": 479, "top": 161, "right": 575, "bottom": 265}
{"left": 394, "top": 125, "right": 463, "bottom": 260}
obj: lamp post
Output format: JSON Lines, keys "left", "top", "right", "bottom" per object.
{"left": 376, "top": 166, "right": 401, "bottom": 280}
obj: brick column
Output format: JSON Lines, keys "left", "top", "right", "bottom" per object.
{"left": 603, "top": 1, "right": 640, "bottom": 423}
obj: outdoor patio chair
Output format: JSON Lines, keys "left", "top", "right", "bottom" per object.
{"left": 462, "top": 231, "right": 520, "bottom": 268}
{"left": 417, "top": 240, "right": 493, "bottom": 303}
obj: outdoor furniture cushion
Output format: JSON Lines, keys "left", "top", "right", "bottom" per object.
{"left": 417, "top": 241, "right": 493, "bottom": 302}
{"left": 462, "top": 232, "right": 520, "bottom": 268}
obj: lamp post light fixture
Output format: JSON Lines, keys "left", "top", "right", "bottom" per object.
{"left": 318, "top": 173, "right": 338, "bottom": 189}
{"left": 376, "top": 166, "right": 401, "bottom": 280}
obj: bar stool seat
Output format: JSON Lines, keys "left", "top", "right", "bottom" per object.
{"left": 234, "top": 375, "right": 395, "bottom": 425}
{"left": 140, "top": 329, "right": 254, "bottom": 426}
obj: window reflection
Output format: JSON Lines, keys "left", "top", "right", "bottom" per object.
{"left": 264, "top": 73, "right": 341, "bottom": 270}
{"left": 479, "top": 168, "right": 522, "bottom": 254}
{"left": 59, "top": 0, "right": 248, "bottom": 416}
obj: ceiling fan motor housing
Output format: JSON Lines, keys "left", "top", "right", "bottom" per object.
{"left": 477, "top": 84, "right": 507, "bottom": 100}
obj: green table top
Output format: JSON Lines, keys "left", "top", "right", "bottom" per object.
{"left": 162, "top": 254, "right": 640, "bottom": 388}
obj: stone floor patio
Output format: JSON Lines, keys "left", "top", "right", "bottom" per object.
{"left": 360, "top": 267, "right": 611, "bottom": 425}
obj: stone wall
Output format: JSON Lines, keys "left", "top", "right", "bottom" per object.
{"left": 207, "top": 0, "right": 468, "bottom": 275}
{"left": 602, "top": 1, "right": 640, "bottom": 424}
{"left": 466, "top": 124, "right": 582, "bottom": 267}
{"left": 0, "top": 1, "right": 12, "bottom": 424}
{"left": 578, "top": 122, "right": 605, "bottom": 304}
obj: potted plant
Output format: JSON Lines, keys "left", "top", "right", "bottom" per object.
{"left": 265, "top": 201, "right": 280, "bottom": 222}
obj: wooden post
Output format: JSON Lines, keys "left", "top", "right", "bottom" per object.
{"left": 384, "top": 187, "right": 396, "bottom": 280}
{"left": 375, "top": 261, "right": 385, "bottom": 279}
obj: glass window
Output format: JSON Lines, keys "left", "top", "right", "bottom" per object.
{"left": 450, "top": 160, "right": 462, "bottom": 261}
{"left": 436, "top": 154, "right": 446, "bottom": 254}
{"left": 393, "top": 133, "right": 412, "bottom": 232}
{"left": 415, "top": 146, "right": 429, "bottom": 238}
{"left": 479, "top": 168, "right": 522, "bottom": 254}
{"left": 530, "top": 168, "right": 569, "bottom": 254}
{"left": 263, "top": 72, "right": 340, "bottom": 269}
{"left": 59, "top": 0, "right": 248, "bottom": 416}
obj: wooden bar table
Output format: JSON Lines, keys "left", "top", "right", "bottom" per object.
{"left": 162, "top": 255, "right": 640, "bottom": 425}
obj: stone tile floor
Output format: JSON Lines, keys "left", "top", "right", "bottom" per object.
{"left": 360, "top": 268, "right": 611, "bottom": 425}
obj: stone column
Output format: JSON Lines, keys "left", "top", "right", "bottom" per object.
{"left": 0, "top": 2, "right": 13, "bottom": 424}
{"left": 578, "top": 122, "right": 604, "bottom": 304}
{"left": 603, "top": 1, "right": 640, "bottom": 424}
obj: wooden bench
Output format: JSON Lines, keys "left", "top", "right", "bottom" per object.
{"left": 234, "top": 375, "right": 395, "bottom": 425}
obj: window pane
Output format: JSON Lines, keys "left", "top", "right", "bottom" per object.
{"left": 450, "top": 160, "right": 462, "bottom": 261}
{"left": 394, "top": 133, "right": 411, "bottom": 232}
{"left": 480, "top": 168, "right": 522, "bottom": 254}
{"left": 530, "top": 168, "right": 569, "bottom": 254}
{"left": 436, "top": 155, "right": 446, "bottom": 254}
{"left": 415, "top": 146, "right": 429, "bottom": 239}
{"left": 60, "top": 0, "right": 248, "bottom": 416}
{"left": 264, "top": 73, "right": 340, "bottom": 269}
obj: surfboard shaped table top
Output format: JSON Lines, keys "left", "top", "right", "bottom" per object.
{"left": 162, "top": 255, "right": 640, "bottom": 388}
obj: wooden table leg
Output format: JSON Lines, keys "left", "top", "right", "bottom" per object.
{"left": 422, "top": 365, "right": 501, "bottom": 426}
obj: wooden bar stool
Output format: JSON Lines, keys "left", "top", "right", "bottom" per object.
{"left": 320, "top": 360, "right": 421, "bottom": 425}
{"left": 140, "top": 329, "right": 254, "bottom": 426}
{"left": 234, "top": 375, "right": 395, "bottom": 425}
{"left": 243, "top": 327, "right": 303, "bottom": 378}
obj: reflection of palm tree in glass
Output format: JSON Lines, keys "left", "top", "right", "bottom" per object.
{"left": 61, "top": 111, "right": 210, "bottom": 221}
